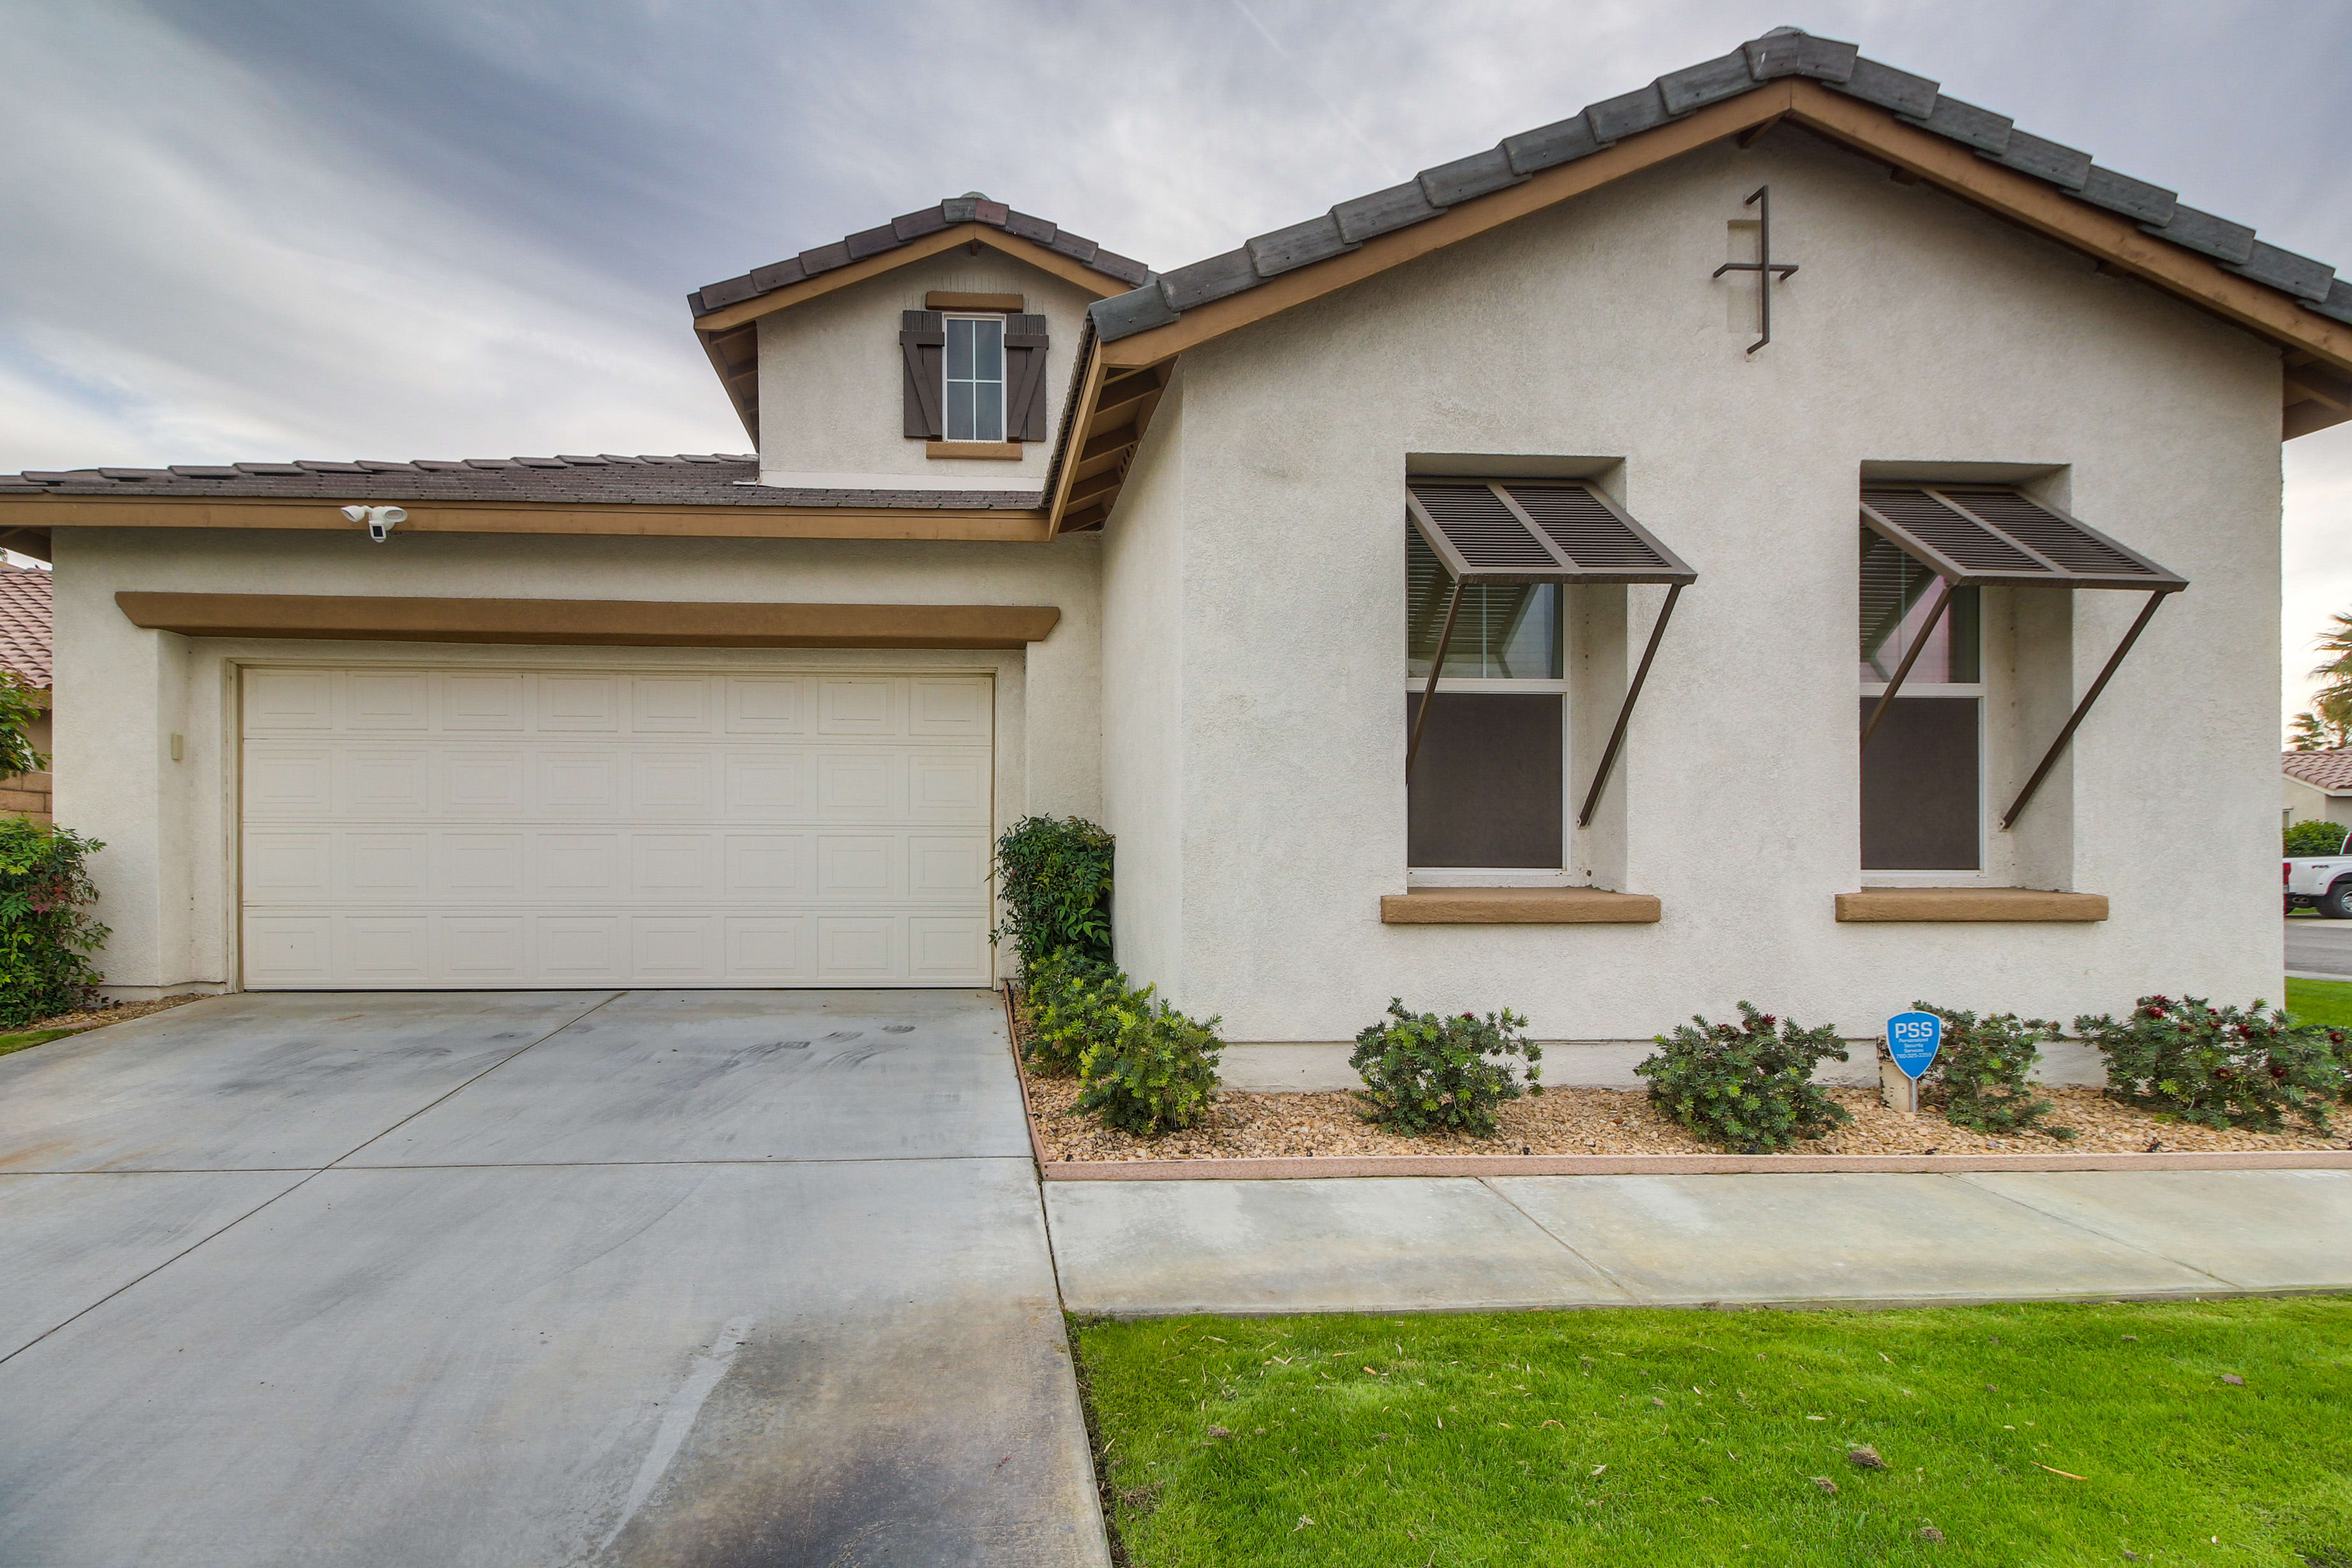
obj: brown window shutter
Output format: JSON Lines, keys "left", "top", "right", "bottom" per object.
{"left": 1003, "top": 314, "right": 1050, "bottom": 442}
{"left": 901, "top": 310, "right": 945, "bottom": 439}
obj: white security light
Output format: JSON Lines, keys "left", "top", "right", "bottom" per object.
{"left": 339, "top": 504, "right": 407, "bottom": 542}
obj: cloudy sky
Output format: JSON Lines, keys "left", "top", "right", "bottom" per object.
{"left": 4, "top": 0, "right": 2348, "bottom": 727}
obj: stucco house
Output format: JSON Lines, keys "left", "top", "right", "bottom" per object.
{"left": 1, "top": 31, "right": 2345, "bottom": 1058}
{"left": 2284, "top": 750, "right": 2352, "bottom": 834}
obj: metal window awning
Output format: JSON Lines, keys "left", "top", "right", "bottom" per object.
{"left": 1405, "top": 480, "right": 1697, "bottom": 828}
{"left": 1857, "top": 485, "right": 2188, "bottom": 829}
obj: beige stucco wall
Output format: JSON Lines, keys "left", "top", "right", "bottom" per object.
{"left": 50, "top": 526, "right": 1101, "bottom": 994}
{"left": 2284, "top": 773, "right": 2352, "bottom": 829}
{"left": 1100, "top": 124, "right": 2285, "bottom": 1043}
{"left": 755, "top": 247, "right": 1103, "bottom": 491}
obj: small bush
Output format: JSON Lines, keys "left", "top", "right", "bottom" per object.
{"left": 0, "top": 672, "right": 46, "bottom": 782}
{"left": 1911, "top": 1003, "right": 2076, "bottom": 1140}
{"left": 994, "top": 816, "right": 1114, "bottom": 975}
{"left": 1017, "top": 947, "right": 1119, "bottom": 1076}
{"left": 1349, "top": 999, "right": 1543, "bottom": 1138}
{"left": 1637, "top": 1002, "right": 1852, "bottom": 1153}
{"left": 0, "top": 818, "right": 108, "bottom": 1029}
{"left": 2285, "top": 818, "right": 2350, "bottom": 857}
{"left": 2074, "top": 994, "right": 2342, "bottom": 1135}
{"left": 1073, "top": 980, "right": 1223, "bottom": 1136}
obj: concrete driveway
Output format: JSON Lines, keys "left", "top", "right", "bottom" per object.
{"left": 0, "top": 990, "right": 1107, "bottom": 1568}
{"left": 2286, "top": 913, "right": 2352, "bottom": 978}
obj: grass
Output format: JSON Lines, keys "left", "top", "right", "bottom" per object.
{"left": 1075, "top": 1298, "right": 2352, "bottom": 1567}
{"left": 0, "top": 1026, "right": 78, "bottom": 1059}
{"left": 2286, "top": 976, "right": 2352, "bottom": 1029}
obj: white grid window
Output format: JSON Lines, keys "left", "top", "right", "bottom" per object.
{"left": 943, "top": 316, "right": 1005, "bottom": 442}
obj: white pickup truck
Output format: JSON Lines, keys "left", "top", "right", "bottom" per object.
{"left": 2286, "top": 827, "right": 2352, "bottom": 917}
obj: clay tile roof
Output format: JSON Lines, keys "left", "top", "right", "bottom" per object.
{"left": 1087, "top": 27, "right": 2346, "bottom": 342}
{"left": 2284, "top": 750, "right": 2352, "bottom": 792}
{"left": 688, "top": 193, "right": 1151, "bottom": 319}
{"left": 0, "top": 565, "right": 52, "bottom": 689}
{"left": 0, "top": 453, "right": 1038, "bottom": 510}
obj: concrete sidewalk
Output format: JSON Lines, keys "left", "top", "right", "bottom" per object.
{"left": 1045, "top": 1168, "right": 2352, "bottom": 1316}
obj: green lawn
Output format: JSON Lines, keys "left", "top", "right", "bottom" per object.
{"left": 2287, "top": 976, "right": 2352, "bottom": 1029}
{"left": 0, "top": 1026, "right": 78, "bottom": 1059}
{"left": 1076, "top": 1298, "right": 2352, "bottom": 1566}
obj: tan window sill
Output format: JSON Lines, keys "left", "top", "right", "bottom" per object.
{"left": 1381, "top": 887, "right": 1661, "bottom": 925}
{"left": 926, "top": 440, "right": 1023, "bottom": 460}
{"left": 1836, "top": 887, "right": 2109, "bottom": 923}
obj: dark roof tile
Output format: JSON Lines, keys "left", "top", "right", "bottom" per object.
{"left": 747, "top": 259, "right": 805, "bottom": 291}
{"left": 1657, "top": 48, "right": 1757, "bottom": 115}
{"left": 1584, "top": 83, "right": 1669, "bottom": 143}
{"left": 235, "top": 462, "right": 303, "bottom": 475}
{"left": 1901, "top": 94, "right": 2012, "bottom": 154}
{"left": 697, "top": 275, "right": 760, "bottom": 310}
{"left": 2228, "top": 241, "right": 2334, "bottom": 301}
{"left": 2079, "top": 165, "right": 2176, "bottom": 224}
{"left": 1832, "top": 55, "right": 1940, "bottom": 117}
{"left": 1419, "top": 147, "right": 1523, "bottom": 207}
{"left": 2307, "top": 278, "right": 2352, "bottom": 326}
{"left": 1091, "top": 249, "right": 1151, "bottom": 287}
{"left": 1159, "top": 249, "right": 1260, "bottom": 312}
{"left": 1247, "top": 214, "right": 1358, "bottom": 279}
{"left": 1990, "top": 129, "right": 2092, "bottom": 191}
{"left": 1332, "top": 180, "right": 1445, "bottom": 243}
{"left": 845, "top": 222, "right": 899, "bottom": 260}
{"left": 1005, "top": 210, "right": 1058, "bottom": 244}
{"left": 892, "top": 205, "right": 950, "bottom": 241}
{"left": 0, "top": 565, "right": 51, "bottom": 688}
{"left": 796, "top": 240, "right": 852, "bottom": 275}
{"left": 2144, "top": 204, "right": 2256, "bottom": 264}
{"left": 1502, "top": 112, "right": 1603, "bottom": 176}
{"left": 1089, "top": 284, "right": 1182, "bottom": 338}
{"left": 295, "top": 460, "right": 365, "bottom": 474}
{"left": 1744, "top": 29, "right": 1857, "bottom": 82}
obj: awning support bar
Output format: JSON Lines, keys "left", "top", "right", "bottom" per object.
{"left": 1859, "top": 577, "right": 1955, "bottom": 752}
{"left": 1577, "top": 583, "right": 1684, "bottom": 828}
{"left": 1404, "top": 579, "right": 1465, "bottom": 779}
{"left": 2001, "top": 588, "right": 2168, "bottom": 830}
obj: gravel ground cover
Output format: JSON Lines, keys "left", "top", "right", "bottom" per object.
{"left": 1073, "top": 1296, "right": 2352, "bottom": 1567}
{"left": 0, "top": 993, "right": 208, "bottom": 1059}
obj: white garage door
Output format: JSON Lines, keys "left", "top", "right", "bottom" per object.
{"left": 238, "top": 666, "right": 995, "bottom": 989}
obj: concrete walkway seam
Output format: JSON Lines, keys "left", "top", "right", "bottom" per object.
{"left": 1472, "top": 1176, "right": 1642, "bottom": 1303}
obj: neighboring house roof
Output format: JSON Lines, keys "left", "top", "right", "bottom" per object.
{"left": 686, "top": 194, "right": 1152, "bottom": 440}
{"left": 0, "top": 453, "right": 1034, "bottom": 511}
{"left": 2284, "top": 750, "right": 2352, "bottom": 794}
{"left": 0, "top": 564, "right": 52, "bottom": 690}
{"left": 1087, "top": 29, "right": 2348, "bottom": 347}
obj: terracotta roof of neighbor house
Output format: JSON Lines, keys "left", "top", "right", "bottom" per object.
{"left": 689, "top": 194, "right": 1151, "bottom": 319}
{"left": 2284, "top": 750, "right": 2352, "bottom": 792}
{"left": 1087, "top": 27, "right": 2349, "bottom": 343}
{"left": 0, "top": 565, "right": 52, "bottom": 688}
{"left": 0, "top": 454, "right": 1038, "bottom": 511}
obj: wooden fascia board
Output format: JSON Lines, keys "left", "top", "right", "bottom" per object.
{"left": 1098, "top": 85, "right": 1795, "bottom": 368}
{"left": 692, "top": 226, "right": 1122, "bottom": 336}
{"left": 5, "top": 496, "right": 1054, "bottom": 544}
{"left": 115, "top": 592, "right": 1061, "bottom": 650}
{"left": 700, "top": 324, "right": 759, "bottom": 442}
{"left": 1087, "top": 76, "right": 2352, "bottom": 425}
{"left": 1044, "top": 340, "right": 1111, "bottom": 536}
{"left": 1782, "top": 82, "right": 2352, "bottom": 379}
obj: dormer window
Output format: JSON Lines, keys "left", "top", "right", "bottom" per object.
{"left": 943, "top": 316, "right": 1006, "bottom": 443}
{"left": 900, "top": 298, "right": 1051, "bottom": 451}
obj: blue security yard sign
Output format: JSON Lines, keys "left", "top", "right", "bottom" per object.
{"left": 1887, "top": 1011, "right": 1943, "bottom": 1080}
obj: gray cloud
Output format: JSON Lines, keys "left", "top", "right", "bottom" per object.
{"left": 3, "top": 0, "right": 2348, "bottom": 725}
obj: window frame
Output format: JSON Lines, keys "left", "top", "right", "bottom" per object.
{"left": 1858, "top": 552, "right": 1990, "bottom": 880}
{"left": 941, "top": 313, "right": 1007, "bottom": 444}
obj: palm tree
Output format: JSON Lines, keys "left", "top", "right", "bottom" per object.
{"left": 2290, "top": 709, "right": 2352, "bottom": 751}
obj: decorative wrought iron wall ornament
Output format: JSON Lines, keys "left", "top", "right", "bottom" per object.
{"left": 1713, "top": 185, "right": 1799, "bottom": 354}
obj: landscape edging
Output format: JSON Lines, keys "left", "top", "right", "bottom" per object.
{"left": 1038, "top": 1149, "right": 2352, "bottom": 1180}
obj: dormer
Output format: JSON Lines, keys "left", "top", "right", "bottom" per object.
{"left": 688, "top": 194, "right": 1149, "bottom": 495}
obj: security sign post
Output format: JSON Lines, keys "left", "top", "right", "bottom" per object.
{"left": 1880, "top": 1010, "right": 1943, "bottom": 1115}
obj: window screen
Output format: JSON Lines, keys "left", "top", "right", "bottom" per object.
{"left": 1406, "top": 693, "right": 1563, "bottom": 867}
{"left": 1859, "top": 530, "right": 1982, "bottom": 871}
{"left": 944, "top": 316, "right": 1005, "bottom": 442}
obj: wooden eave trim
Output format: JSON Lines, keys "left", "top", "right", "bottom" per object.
{"left": 1044, "top": 341, "right": 1111, "bottom": 536}
{"left": 1834, "top": 887, "right": 2109, "bottom": 923}
{"left": 692, "top": 226, "right": 1122, "bottom": 336}
{"left": 4, "top": 495, "right": 1054, "bottom": 544}
{"left": 1084, "top": 76, "right": 2352, "bottom": 414}
{"left": 1380, "top": 887, "right": 1662, "bottom": 924}
{"left": 699, "top": 323, "right": 759, "bottom": 443}
{"left": 115, "top": 592, "right": 1061, "bottom": 650}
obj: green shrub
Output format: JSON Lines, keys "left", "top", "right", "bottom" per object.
{"left": 1073, "top": 980, "right": 1223, "bottom": 1136}
{"left": 1016, "top": 947, "right": 1119, "bottom": 1076}
{"left": 0, "top": 672, "right": 46, "bottom": 782}
{"left": 1912, "top": 1003, "right": 2075, "bottom": 1140}
{"left": 2284, "top": 818, "right": 2349, "bottom": 856}
{"left": 1349, "top": 999, "right": 1543, "bottom": 1138}
{"left": 2074, "top": 994, "right": 2341, "bottom": 1135}
{"left": 1637, "top": 1002, "right": 1852, "bottom": 1153}
{"left": 993, "top": 815, "right": 1114, "bottom": 974}
{"left": 0, "top": 818, "right": 108, "bottom": 1029}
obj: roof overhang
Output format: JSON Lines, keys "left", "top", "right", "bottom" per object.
{"left": 692, "top": 224, "right": 1133, "bottom": 443}
{"left": 1046, "top": 77, "right": 2352, "bottom": 535}
{"left": 1, "top": 495, "right": 1053, "bottom": 546}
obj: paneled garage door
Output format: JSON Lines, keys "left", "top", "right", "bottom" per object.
{"left": 239, "top": 666, "right": 994, "bottom": 988}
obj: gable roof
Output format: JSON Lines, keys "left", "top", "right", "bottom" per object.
{"left": 687, "top": 194, "right": 1151, "bottom": 440}
{"left": 0, "top": 565, "right": 51, "bottom": 690}
{"left": 1044, "top": 30, "right": 2352, "bottom": 534}
{"left": 2284, "top": 750, "right": 2352, "bottom": 794}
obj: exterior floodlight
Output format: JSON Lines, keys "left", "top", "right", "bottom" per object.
{"left": 340, "top": 504, "right": 407, "bottom": 542}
